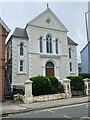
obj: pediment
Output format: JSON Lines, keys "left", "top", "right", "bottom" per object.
{"left": 27, "top": 8, "right": 68, "bottom": 32}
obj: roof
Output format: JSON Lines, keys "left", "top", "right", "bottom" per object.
{"left": 12, "top": 27, "right": 28, "bottom": 38}
{"left": 12, "top": 28, "right": 77, "bottom": 46}
{"left": 80, "top": 41, "right": 90, "bottom": 53}
{"left": 67, "top": 36, "right": 78, "bottom": 45}
{"left": 0, "top": 17, "right": 10, "bottom": 33}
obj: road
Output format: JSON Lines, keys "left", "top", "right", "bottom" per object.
{"left": 2, "top": 103, "right": 90, "bottom": 119}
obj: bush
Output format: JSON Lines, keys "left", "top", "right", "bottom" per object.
{"left": 30, "top": 76, "right": 51, "bottom": 96}
{"left": 67, "top": 76, "right": 84, "bottom": 91}
{"left": 48, "top": 77, "right": 59, "bottom": 93}
{"left": 79, "top": 73, "right": 90, "bottom": 79}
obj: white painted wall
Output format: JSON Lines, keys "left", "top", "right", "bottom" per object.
{"left": 12, "top": 37, "right": 29, "bottom": 86}
{"left": 11, "top": 7, "right": 78, "bottom": 87}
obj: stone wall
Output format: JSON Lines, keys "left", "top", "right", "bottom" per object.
{"left": 14, "top": 93, "right": 65, "bottom": 103}
{"left": 33, "top": 93, "right": 65, "bottom": 102}
{"left": 14, "top": 79, "right": 71, "bottom": 103}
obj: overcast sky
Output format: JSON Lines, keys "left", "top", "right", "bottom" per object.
{"left": 0, "top": 1, "right": 89, "bottom": 63}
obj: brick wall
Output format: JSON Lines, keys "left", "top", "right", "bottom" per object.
{"left": 0, "top": 24, "right": 6, "bottom": 100}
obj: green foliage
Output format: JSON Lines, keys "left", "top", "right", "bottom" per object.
{"left": 67, "top": 76, "right": 84, "bottom": 91}
{"left": 30, "top": 76, "right": 51, "bottom": 96}
{"left": 79, "top": 73, "right": 90, "bottom": 79}
{"left": 30, "top": 76, "right": 62, "bottom": 96}
{"left": 48, "top": 77, "right": 59, "bottom": 94}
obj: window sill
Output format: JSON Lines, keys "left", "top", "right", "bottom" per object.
{"left": 17, "top": 73, "right": 27, "bottom": 75}
{"left": 70, "top": 72, "right": 76, "bottom": 75}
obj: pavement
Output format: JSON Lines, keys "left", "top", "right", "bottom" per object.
{"left": 1, "top": 96, "right": 90, "bottom": 117}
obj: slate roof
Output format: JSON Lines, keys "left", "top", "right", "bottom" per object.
{"left": 13, "top": 27, "right": 28, "bottom": 38}
{"left": 12, "top": 27, "right": 78, "bottom": 45}
{"left": 0, "top": 17, "right": 10, "bottom": 34}
{"left": 67, "top": 36, "right": 78, "bottom": 45}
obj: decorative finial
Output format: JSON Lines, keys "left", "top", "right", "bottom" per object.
{"left": 47, "top": 3, "right": 49, "bottom": 9}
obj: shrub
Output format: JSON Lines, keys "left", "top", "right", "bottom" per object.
{"left": 67, "top": 76, "right": 84, "bottom": 91}
{"left": 48, "top": 77, "right": 59, "bottom": 94}
{"left": 30, "top": 76, "right": 51, "bottom": 96}
{"left": 79, "top": 73, "right": 90, "bottom": 79}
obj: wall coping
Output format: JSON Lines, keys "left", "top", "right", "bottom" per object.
{"left": 63, "top": 78, "right": 71, "bottom": 82}
{"left": 84, "top": 78, "right": 90, "bottom": 82}
{"left": 25, "top": 79, "right": 33, "bottom": 84}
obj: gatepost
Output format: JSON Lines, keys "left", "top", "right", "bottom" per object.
{"left": 63, "top": 78, "right": 72, "bottom": 98}
{"left": 24, "top": 79, "right": 33, "bottom": 103}
{"left": 84, "top": 78, "right": 90, "bottom": 95}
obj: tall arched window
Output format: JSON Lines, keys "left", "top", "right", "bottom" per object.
{"left": 39, "top": 36, "right": 43, "bottom": 53}
{"left": 46, "top": 34, "right": 52, "bottom": 53}
{"left": 55, "top": 38, "right": 58, "bottom": 54}
{"left": 20, "top": 43, "right": 23, "bottom": 55}
{"left": 69, "top": 48, "right": 71, "bottom": 58}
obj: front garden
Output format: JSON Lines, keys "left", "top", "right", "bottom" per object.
{"left": 30, "top": 76, "right": 64, "bottom": 96}
{"left": 13, "top": 74, "right": 90, "bottom": 103}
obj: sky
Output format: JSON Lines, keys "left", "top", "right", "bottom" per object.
{"left": 0, "top": 1, "right": 89, "bottom": 63}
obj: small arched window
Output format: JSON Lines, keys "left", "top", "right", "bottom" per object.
{"left": 20, "top": 43, "right": 24, "bottom": 55}
{"left": 46, "top": 34, "right": 52, "bottom": 53}
{"left": 40, "top": 36, "right": 43, "bottom": 53}
{"left": 55, "top": 38, "right": 58, "bottom": 54}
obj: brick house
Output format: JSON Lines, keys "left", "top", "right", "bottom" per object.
{"left": 0, "top": 17, "right": 10, "bottom": 100}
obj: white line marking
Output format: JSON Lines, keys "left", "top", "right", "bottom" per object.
{"left": 6, "top": 103, "right": 88, "bottom": 117}
{"left": 46, "top": 109, "right": 54, "bottom": 113}
{"left": 63, "top": 115, "right": 71, "bottom": 118}
{"left": 44, "top": 103, "right": 88, "bottom": 111}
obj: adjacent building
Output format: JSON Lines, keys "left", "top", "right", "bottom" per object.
{"left": 88, "top": 1, "right": 90, "bottom": 42}
{"left": 0, "top": 17, "right": 10, "bottom": 100}
{"left": 5, "top": 7, "right": 78, "bottom": 92}
{"left": 80, "top": 42, "right": 90, "bottom": 73}
{"left": 81, "top": 1, "right": 90, "bottom": 73}
{"left": 78, "top": 63, "right": 82, "bottom": 74}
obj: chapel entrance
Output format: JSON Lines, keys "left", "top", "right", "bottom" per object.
{"left": 45, "top": 62, "right": 54, "bottom": 77}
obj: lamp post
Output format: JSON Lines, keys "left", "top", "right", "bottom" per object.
{"left": 85, "top": 11, "right": 90, "bottom": 73}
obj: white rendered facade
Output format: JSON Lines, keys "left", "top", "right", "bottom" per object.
{"left": 6, "top": 7, "right": 78, "bottom": 89}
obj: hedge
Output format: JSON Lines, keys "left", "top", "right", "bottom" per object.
{"left": 30, "top": 76, "right": 63, "bottom": 96}
{"left": 48, "top": 77, "right": 59, "bottom": 94}
{"left": 30, "top": 76, "right": 51, "bottom": 96}
{"left": 79, "top": 73, "right": 90, "bottom": 79}
{"left": 67, "top": 76, "right": 84, "bottom": 91}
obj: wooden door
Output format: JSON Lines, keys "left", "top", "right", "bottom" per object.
{"left": 45, "top": 62, "right": 54, "bottom": 77}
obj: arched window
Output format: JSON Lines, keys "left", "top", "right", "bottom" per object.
{"left": 45, "top": 62, "right": 54, "bottom": 76}
{"left": 39, "top": 36, "right": 43, "bottom": 53}
{"left": 70, "top": 62, "right": 72, "bottom": 71}
{"left": 69, "top": 48, "right": 71, "bottom": 58}
{"left": 20, "top": 43, "right": 23, "bottom": 55}
{"left": 46, "top": 34, "right": 52, "bottom": 53}
{"left": 55, "top": 38, "right": 58, "bottom": 54}
{"left": 46, "top": 62, "right": 54, "bottom": 68}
